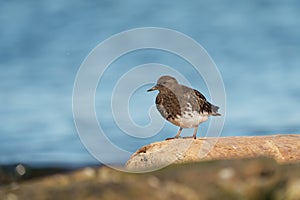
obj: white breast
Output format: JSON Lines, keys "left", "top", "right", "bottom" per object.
{"left": 174, "top": 110, "right": 209, "bottom": 128}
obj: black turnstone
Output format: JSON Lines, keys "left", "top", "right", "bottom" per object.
{"left": 147, "top": 75, "right": 221, "bottom": 139}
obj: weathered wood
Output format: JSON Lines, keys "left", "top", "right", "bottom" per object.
{"left": 126, "top": 134, "right": 300, "bottom": 171}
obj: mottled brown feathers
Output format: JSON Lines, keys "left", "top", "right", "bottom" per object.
{"left": 148, "top": 75, "right": 221, "bottom": 138}
{"left": 155, "top": 88, "right": 181, "bottom": 121}
{"left": 155, "top": 83, "right": 220, "bottom": 117}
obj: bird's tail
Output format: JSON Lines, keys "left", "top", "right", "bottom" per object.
{"left": 211, "top": 104, "right": 221, "bottom": 116}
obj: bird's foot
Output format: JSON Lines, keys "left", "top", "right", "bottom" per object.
{"left": 165, "top": 136, "right": 181, "bottom": 140}
{"left": 182, "top": 136, "right": 207, "bottom": 140}
{"left": 182, "top": 136, "right": 196, "bottom": 139}
{"left": 166, "top": 136, "right": 207, "bottom": 140}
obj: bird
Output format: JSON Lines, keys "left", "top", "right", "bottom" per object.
{"left": 147, "top": 75, "right": 221, "bottom": 139}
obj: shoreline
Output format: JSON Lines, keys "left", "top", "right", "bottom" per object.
{"left": 1, "top": 157, "right": 300, "bottom": 199}
{"left": 2, "top": 134, "right": 299, "bottom": 185}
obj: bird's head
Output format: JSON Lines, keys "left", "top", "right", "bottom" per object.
{"left": 147, "top": 75, "right": 178, "bottom": 92}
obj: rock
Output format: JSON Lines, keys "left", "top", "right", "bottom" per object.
{"left": 126, "top": 134, "right": 300, "bottom": 171}
{"left": 1, "top": 157, "right": 300, "bottom": 200}
{"left": 0, "top": 164, "right": 69, "bottom": 185}
{"left": 1, "top": 134, "right": 300, "bottom": 199}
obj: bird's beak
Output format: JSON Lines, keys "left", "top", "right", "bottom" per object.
{"left": 147, "top": 85, "right": 157, "bottom": 92}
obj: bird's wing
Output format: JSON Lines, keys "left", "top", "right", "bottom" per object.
{"left": 193, "top": 89, "right": 207, "bottom": 101}
{"left": 192, "top": 89, "right": 209, "bottom": 113}
{"left": 193, "top": 89, "right": 220, "bottom": 115}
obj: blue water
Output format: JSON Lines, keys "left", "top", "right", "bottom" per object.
{"left": 1, "top": 0, "right": 300, "bottom": 167}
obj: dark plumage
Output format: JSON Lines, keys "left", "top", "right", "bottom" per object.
{"left": 147, "top": 75, "right": 221, "bottom": 139}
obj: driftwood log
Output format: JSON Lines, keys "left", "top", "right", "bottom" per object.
{"left": 126, "top": 134, "right": 300, "bottom": 171}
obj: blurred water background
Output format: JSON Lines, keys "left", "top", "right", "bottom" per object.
{"left": 0, "top": 0, "right": 300, "bottom": 168}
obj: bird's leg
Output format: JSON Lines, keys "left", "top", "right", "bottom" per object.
{"left": 175, "top": 127, "right": 183, "bottom": 138}
{"left": 165, "top": 127, "right": 183, "bottom": 140}
{"left": 192, "top": 126, "right": 199, "bottom": 139}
